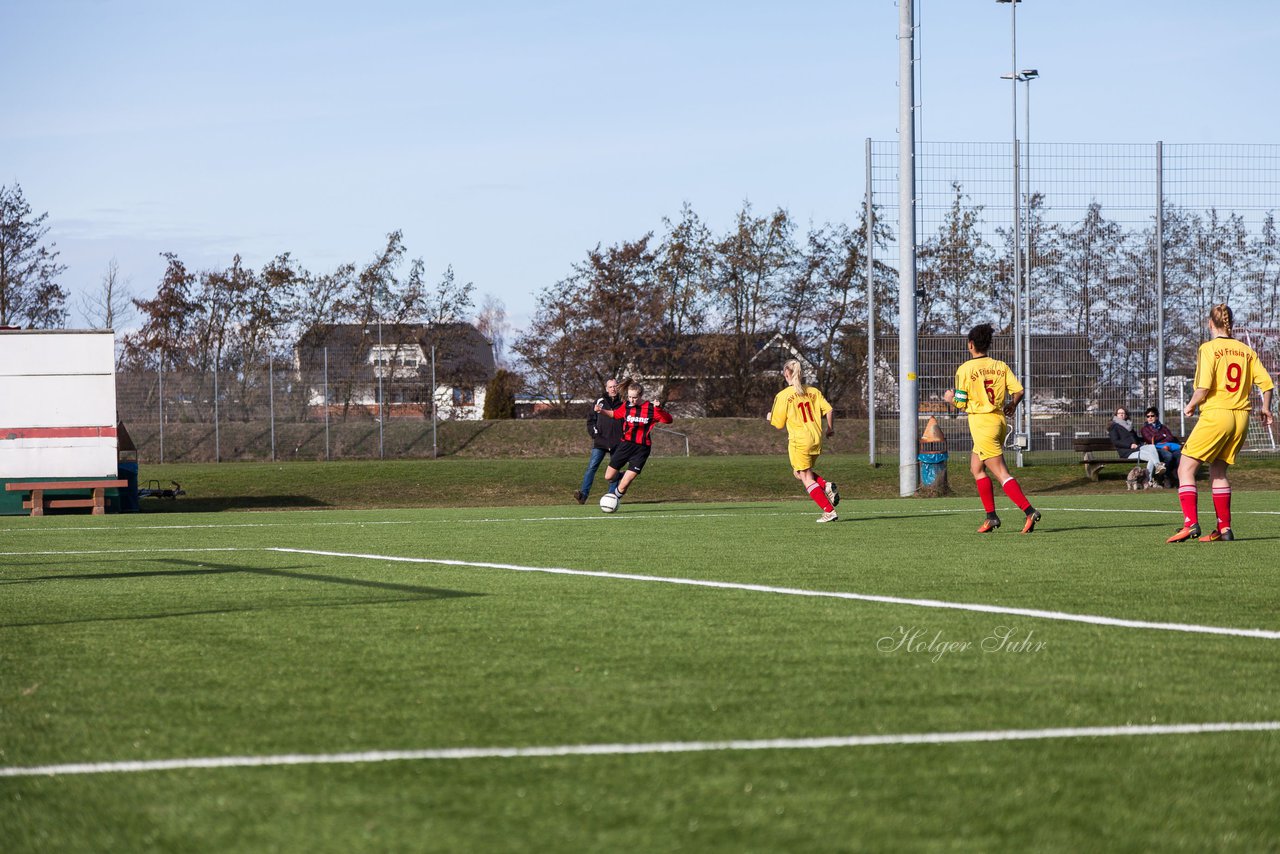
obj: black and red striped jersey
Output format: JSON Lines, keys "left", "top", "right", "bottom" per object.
{"left": 606, "top": 400, "right": 673, "bottom": 446}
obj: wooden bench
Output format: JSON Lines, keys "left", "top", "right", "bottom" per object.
{"left": 1073, "top": 436, "right": 1183, "bottom": 483}
{"left": 1072, "top": 437, "right": 1116, "bottom": 482}
{"left": 5, "top": 480, "right": 128, "bottom": 516}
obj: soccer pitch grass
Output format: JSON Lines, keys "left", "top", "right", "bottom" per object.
{"left": 2, "top": 493, "right": 1278, "bottom": 851}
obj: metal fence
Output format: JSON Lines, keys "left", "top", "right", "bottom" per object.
{"left": 115, "top": 346, "right": 477, "bottom": 464}
{"left": 869, "top": 141, "right": 1280, "bottom": 464}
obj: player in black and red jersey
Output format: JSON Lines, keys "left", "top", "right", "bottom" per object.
{"left": 593, "top": 382, "right": 673, "bottom": 505}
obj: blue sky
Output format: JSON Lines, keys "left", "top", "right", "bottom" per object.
{"left": 4, "top": 0, "right": 1278, "bottom": 333}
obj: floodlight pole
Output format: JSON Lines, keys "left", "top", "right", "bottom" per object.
{"left": 269, "top": 357, "right": 276, "bottom": 462}
{"left": 323, "top": 346, "right": 330, "bottom": 461}
{"left": 998, "top": 0, "right": 1024, "bottom": 466}
{"left": 431, "top": 343, "right": 438, "bottom": 459}
{"left": 158, "top": 353, "right": 165, "bottom": 465}
{"left": 213, "top": 348, "right": 221, "bottom": 464}
{"left": 1156, "top": 140, "right": 1166, "bottom": 414}
{"left": 865, "top": 136, "right": 877, "bottom": 468}
{"left": 1022, "top": 69, "right": 1038, "bottom": 450}
{"left": 898, "top": 0, "right": 919, "bottom": 496}
{"left": 377, "top": 318, "right": 385, "bottom": 459}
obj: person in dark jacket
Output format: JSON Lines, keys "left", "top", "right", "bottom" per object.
{"left": 574, "top": 378, "right": 623, "bottom": 504}
{"left": 1140, "top": 406, "right": 1182, "bottom": 482}
{"left": 1109, "top": 406, "right": 1162, "bottom": 485}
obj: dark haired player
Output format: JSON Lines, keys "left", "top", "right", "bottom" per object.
{"left": 943, "top": 323, "right": 1041, "bottom": 534}
{"left": 594, "top": 382, "right": 673, "bottom": 506}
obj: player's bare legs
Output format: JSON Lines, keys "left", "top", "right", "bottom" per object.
{"left": 795, "top": 468, "right": 836, "bottom": 521}
{"left": 1169, "top": 453, "right": 1204, "bottom": 542}
{"left": 605, "top": 467, "right": 639, "bottom": 496}
{"left": 972, "top": 454, "right": 1039, "bottom": 534}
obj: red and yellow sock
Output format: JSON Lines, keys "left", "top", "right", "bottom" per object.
{"left": 807, "top": 481, "right": 834, "bottom": 512}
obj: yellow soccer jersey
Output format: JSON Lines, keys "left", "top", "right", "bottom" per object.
{"left": 1194, "top": 337, "right": 1275, "bottom": 411}
{"left": 770, "top": 385, "right": 832, "bottom": 450}
{"left": 953, "top": 357, "right": 1022, "bottom": 414}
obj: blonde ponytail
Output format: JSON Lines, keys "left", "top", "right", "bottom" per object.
{"left": 784, "top": 359, "right": 806, "bottom": 396}
{"left": 1210, "top": 303, "right": 1235, "bottom": 338}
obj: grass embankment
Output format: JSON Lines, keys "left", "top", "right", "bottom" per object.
{"left": 134, "top": 454, "right": 1280, "bottom": 513}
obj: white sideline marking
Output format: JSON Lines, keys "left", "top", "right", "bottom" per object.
{"left": 2, "top": 721, "right": 1276, "bottom": 778}
{"left": 269, "top": 548, "right": 1280, "bottom": 640}
{"left": 4, "top": 544, "right": 1277, "bottom": 640}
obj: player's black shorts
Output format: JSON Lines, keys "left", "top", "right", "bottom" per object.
{"left": 610, "top": 441, "right": 651, "bottom": 474}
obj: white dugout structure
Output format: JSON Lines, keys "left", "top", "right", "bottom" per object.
{"left": 0, "top": 330, "right": 119, "bottom": 515}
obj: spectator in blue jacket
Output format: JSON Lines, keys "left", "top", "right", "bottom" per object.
{"left": 1141, "top": 406, "right": 1182, "bottom": 485}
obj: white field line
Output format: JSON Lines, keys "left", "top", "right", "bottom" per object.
{"left": 269, "top": 548, "right": 1280, "bottom": 641}
{"left": 2, "top": 721, "right": 1276, "bottom": 778}
{"left": 4, "top": 543, "right": 1278, "bottom": 640}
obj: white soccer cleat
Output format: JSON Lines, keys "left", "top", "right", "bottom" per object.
{"left": 824, "top": 481, "right": 840, "bottom": 506}
{"left": 817, "top": 510, "right": 839, "bottom": 523}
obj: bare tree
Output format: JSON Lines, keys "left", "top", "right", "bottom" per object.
{"left": 706, "top": 202, "right": 795, "bottom": 413}
{"left": 122, "top": 252, "right": 200, "bottom": 369}
{"left": 513, "top": 277, "right": 598, "bottom": 410}
{"left": 79, "top": 258, "right": 134, "bottom": 330}
{"left": 648, "top": 204, "right": 713, "bottom": 403}
{"left": 475, "top": 293, "right": 510, "bottom": 369}
{"left": 0, "top": 183, "right": 69, "bottom": 327}
{"left": 915, "top": 183, "right": 997, "bottom": 334}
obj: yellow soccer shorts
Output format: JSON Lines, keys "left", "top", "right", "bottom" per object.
{"left": 788, "top": 442, "right": 820, "bottom": 472}
{"left": 1183, "top": 409, "right": 1250, "bottom": 465}
{"left": 967, "top": 413, "right": 1008, "bottom": 461}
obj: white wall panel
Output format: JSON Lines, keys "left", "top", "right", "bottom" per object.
{"left": 0, "top": 331, "right": 114, "bottom": 377}
{"left": 0, "top": 440, "right": 118, "bottom": 479}
{"left": 0, "top": 376, "right": 116, "bottom": 428}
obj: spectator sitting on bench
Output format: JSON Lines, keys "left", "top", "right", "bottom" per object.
{"left": 1140, "top": 406, "right": 1181, "bottom": 486}
{"left": 1109, "top": 407, "right": 1163, "bottom": 487}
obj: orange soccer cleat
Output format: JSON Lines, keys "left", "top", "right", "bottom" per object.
{"left": 1021, "top": 509, "right": 1042, "bottom": 534}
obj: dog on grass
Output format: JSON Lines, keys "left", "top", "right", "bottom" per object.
{"left": 1126, "top": 466, "right": 1148, "bottom": 490}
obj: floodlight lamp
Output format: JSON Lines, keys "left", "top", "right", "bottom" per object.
{"left": 1021, "top": 69, "right": 1039, "bottom": 79}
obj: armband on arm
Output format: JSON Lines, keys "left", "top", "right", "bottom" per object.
{"left": 953, "top": 388, "right": 969, "bottom": 411}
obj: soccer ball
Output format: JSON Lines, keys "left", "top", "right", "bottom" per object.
{"left": 599, "top": 492, "right": 619, "bottom": 513}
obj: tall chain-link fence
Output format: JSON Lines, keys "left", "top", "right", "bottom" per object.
{"left": 869, "top": 141, "right": 1280, "bottom": 464}
{"left": 113, "top": 143, "right": 1280, "bottom": 466}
